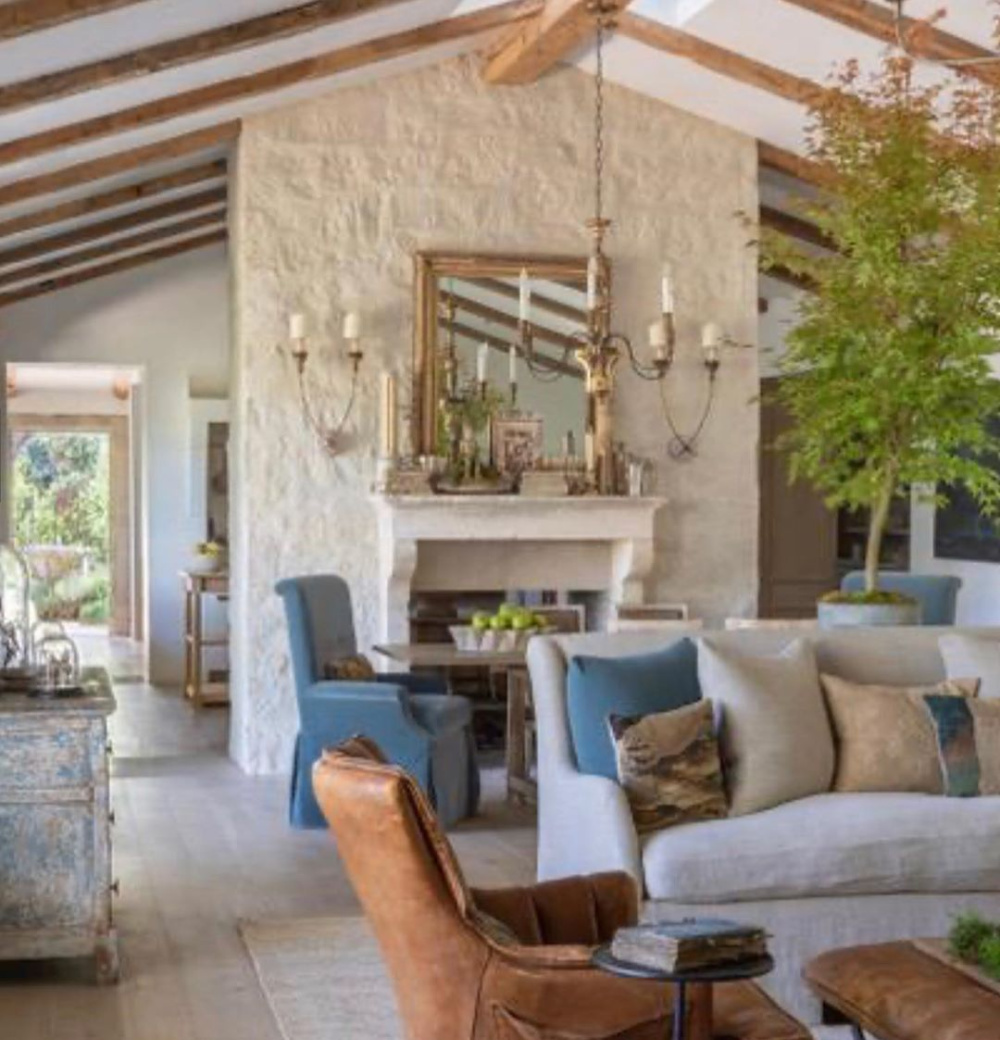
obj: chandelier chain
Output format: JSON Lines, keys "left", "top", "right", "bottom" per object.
{"left": 593, "top": 11, "right": 605, "bottom": 226}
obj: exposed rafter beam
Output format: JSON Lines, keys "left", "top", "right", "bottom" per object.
{"left": 450, "top": 319, "right": 582, "bottom": 379}
{"left": 762, "top": 263, "right": 817, "bottom": 293}
{"left": 443, "top": 290, "right": 578, "bottom": 353}
{"left": 778, "top": 0, "right": 1000, "bottom": 87}
{"left": 483, "top": 0, "right": 629, "bottom": 85}
{"left": 0, "top": 1, "right": 539, "bottom": 168}
{"left": 0, "top": 230, "right": 226, "bottom": 308}
{"left": 760, "top": 205, "right": 834, "bottom": 251}
{"left": 0, "top": 0, "right": 407, "bottom": 115}
{"left": 469, "top": 277, "right": 587, "bottom": 323}
{"left": 0, "top": 212, "right": 225, "bottom": 289}
{"left": 0, "top": 0, "right": 151, "bottom": 41}
{"left": 0, "top": 123, "right": 239, "bottom": 208}
{"left": 0, "top": 188, "right": 226, "bottom": 267}
{"left": 0, "top": 161, "right": 226, "bottom": 240}
{"left": 618, "top": 14, "right": 826, "bottom": 107}
{"left": 757, "top": 141, "right": 833, "bottom": 188}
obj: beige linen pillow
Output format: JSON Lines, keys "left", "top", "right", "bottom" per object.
{"left": 940, "top": 634, "right": 1000, "bottom": 700}
{"left": 821, "top": 674, "right": 980, "bottom": 794}
{"left": 697, "top": 638, "right": 834, "bottom": 816}
{"left": 608, "top": 700, "right": 727, "bottom": 834}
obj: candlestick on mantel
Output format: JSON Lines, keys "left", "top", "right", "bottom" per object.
{"left": 380, "top": 373, "right": 398, "bottom": 458}
{"left": 343, "top": 311, "right": 360, "bottom": 341}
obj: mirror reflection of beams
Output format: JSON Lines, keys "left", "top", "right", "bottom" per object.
{"left": 413, "top": 253, "right": 591, "bottom": 458}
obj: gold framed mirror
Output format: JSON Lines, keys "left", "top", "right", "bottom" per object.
{"left": 411, "top": 252, "right": 591, "bottom": 458}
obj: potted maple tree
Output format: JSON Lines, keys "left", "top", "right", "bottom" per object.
{"left": 763, "top": 38, "right": 1000, "bottom": 626}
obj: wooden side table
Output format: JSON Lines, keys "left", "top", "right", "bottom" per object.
{"left": 181, "top": 570, "right": 230, "bottom": 706}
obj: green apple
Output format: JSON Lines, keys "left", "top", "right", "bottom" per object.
{"left": 511, "top": 613, "right": 534, "bottom": 631}
{"left": 490, "top": 614, "right": 512, "bottom": 630}
{"left": 496, "top": 603, "right": 518, "bottom": 620}
{"left": 471, "top": 611, "right": 491, "bottom": 632}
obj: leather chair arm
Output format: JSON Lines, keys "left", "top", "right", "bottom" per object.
{"left": 471, "top": 871, "right": 638, "bottom": 948}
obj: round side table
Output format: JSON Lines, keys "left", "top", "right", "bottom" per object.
{"left": 592, "top": 945, "right": 774, "bottom": 1040}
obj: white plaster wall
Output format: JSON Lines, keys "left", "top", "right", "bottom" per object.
{"left": 0, "top": 245, "right": 230, "bottom": 682}
{"left": 230, "top": 56, "right": 759, "bottom": 774}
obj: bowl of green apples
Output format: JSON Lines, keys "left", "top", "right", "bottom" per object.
{"left": 450, "top": 604, "right": 553, "bottom": 653}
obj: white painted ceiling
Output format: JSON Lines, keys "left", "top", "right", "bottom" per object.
{"left": 0, "top": 0, "right": 995, "bottom": 301}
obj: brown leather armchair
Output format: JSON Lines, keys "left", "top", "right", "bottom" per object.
{"left": 312, "top": 738, "right": 809, "bottom": 1040}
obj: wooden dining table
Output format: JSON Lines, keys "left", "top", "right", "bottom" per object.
{"left": 373, "top": 642, "right": 535, "bottom": 805}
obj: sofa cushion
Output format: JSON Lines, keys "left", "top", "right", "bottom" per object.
{"left": 567, "top": 640, "right": 700, "bottom": 779}
{"left": 697, "top": 638, "right": 834, "bottom": 816}
{"left": 941, "top": 634, "right": 1000, "bottom": 700}
{"left": 641, "top": 792, "right": 1000, "bottom": 902}
{"left": 822, "top": 674, "right": 979, "bottom": 794}
{"left": 924, "top": 695, "right": 1000, "bottom": 797}
{"left": 609, "top": 700, "right": 727, "bottom": 834}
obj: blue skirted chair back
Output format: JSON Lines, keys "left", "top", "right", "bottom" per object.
{"left": 275, "top": 574, "right": 479, "bottom": 829}
{"left": 840, "top": 571, "right": 963, "bottom": 626}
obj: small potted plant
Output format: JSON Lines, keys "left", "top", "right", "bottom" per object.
{"left": 190, "top": 540, "right": 226, "bottom": 575}
{"left": 760, "top": 32, "right": 1000, "bottom": 626}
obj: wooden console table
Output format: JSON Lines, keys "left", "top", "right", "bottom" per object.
{"left": 0, "top": 669, "right": 119, "bottom": 982}
{"left": 181, "top": 570, "right": 230, "bottom": 706}
{"left": 374, "top": 642, "right": 535, "bottom": 805}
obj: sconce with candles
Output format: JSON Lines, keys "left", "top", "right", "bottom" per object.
{"left": 287, "top": 310, "right": 363, "bottom": 456}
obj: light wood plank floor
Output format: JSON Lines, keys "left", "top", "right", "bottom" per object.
{"left": 0, "top": 673, "right": 536, "bottom": 1039}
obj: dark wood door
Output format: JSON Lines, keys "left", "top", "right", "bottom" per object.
{"left": 758, "top": 378, "right": 839, "bottom": 617}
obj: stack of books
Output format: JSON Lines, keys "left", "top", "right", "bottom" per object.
{"left": 611, "top": 919, "right": 768, "bottom": 973}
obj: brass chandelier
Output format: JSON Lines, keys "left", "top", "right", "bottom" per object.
{"left": 515, "top": 4, "right": 726, "bottom": 490}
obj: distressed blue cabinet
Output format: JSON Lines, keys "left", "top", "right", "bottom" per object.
{"left": 0, "top": 671, "right": 118, "bottom": 982}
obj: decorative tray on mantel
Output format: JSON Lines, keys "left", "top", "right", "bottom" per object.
{"left": 429, "top": 473, "right": 518, "bottom": 496}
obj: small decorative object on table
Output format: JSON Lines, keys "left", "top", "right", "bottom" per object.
{"left": 34, "top": 627, "right": 83, "bottom": 696}
{"left": 595, "top": 919, "right": 773, "bottom": 1040}
{"left": 492, "top": 414, "right": 544, "bottom": 478}
{"left": 450, "top": 603, "right": 553, "bottom": 652}
{"left": 190, "top": 539, "right": 226, "bottom": 574}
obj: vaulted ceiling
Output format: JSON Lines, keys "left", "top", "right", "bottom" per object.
{"left": 0, "top": 0, "right": 994, "bottom": 309}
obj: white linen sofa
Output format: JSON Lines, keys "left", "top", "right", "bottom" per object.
{"left": 527, "top": 625, "right": 1000, "bottom": 1022}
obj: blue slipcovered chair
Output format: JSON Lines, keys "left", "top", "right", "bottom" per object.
{"left": 840, "top": 571, "right": 963, "bottom": 625}
{"left": 275, "top": 574, "right": 479, "bottom": 829}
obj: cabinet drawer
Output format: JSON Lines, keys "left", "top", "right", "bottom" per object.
{"left": 0, "top": 718, "right": 99, "bottom": 790}
{"left": 0, "top": 803, "right": 98, "bottom": 929}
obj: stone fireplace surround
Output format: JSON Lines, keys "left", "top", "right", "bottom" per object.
{"left": 373, "top": 494, "right": 666, "bottom": 643}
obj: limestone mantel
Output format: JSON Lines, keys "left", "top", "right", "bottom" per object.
{"left": 373, "top": 494, "right": 666, "bottom": 641}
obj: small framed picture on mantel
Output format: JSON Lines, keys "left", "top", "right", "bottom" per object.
{"left": 493, "top": 415, "right": 544, "bottom": 476}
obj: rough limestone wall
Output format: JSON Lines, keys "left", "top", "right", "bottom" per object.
{"left": 230, "top": 56, "right": 759, "bottom": 774}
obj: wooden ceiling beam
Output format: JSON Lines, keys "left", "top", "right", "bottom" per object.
{"left": 761, "top": 263, "right": 817, "bottom": 293}
{"left": 0, "top": 229, "right": 226, "bottom": 308}
{"left": 0, "top": 160, "right": 226, "bottom": 240}
{"left": 469, "top": 277, "right": 587, "bottom": 323}
{"left": 0, "top": 0, "right": 151, "bottom": 41}
{"left": 760, "top": 204, "right": 834, "bottom": 250}
{"left": 0, "top": 122, "right": 239, "bottom": 209}
{"left": 483, "top": 0, "right": 630, "bottom": 86}
{"left": 450, "top": 319, "right": 582, "bottom": 379}
{"left": 0, "top": 211, "right": 225, "bottom": 289}
{"left": 0, "top": 1, "right": 539, "bottom": 168}
{"left": 443, "top": 290, "right": 578, "bottom": 353}
{"left": 777, "top": 0, "right": 1000, "bottom": 87}
{"left": 0, "top": 0, "right": 408, "bottom": 115}
{"left": 0, "top": 187, "right": 226, "bottom": 267}
{"left": 618, "top": 13, "right": 827, "bottom": 106}
{"left": 757, "top": 141, "right": 834, "bottom": 188}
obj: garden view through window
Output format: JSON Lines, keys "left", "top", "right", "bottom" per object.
{"left": 11, "top": 431, "right": 111, "bottom": 628}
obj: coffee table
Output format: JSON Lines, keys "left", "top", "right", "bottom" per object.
{"left": 592, "top": 944, "right": 774, "bottom": 1040}
{"left": 806, "top": 940, "right": 1000, "bottom": 1040}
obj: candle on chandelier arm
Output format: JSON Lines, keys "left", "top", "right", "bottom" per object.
{"left": 661, "top": 266, "right": 674, "bottom": 315}
{"left": 380, "top": 372, "right": 398, "bottom": 458}
{"left": 509, "top": 345, "right": 518, "bottom": 384}
{"left": 289, "top": 312, "right": 306, "bottom": 341}
{"left": 587, "top": 256, "right": 598, "bottom": 311}
{"left": 343, "top": 311, "right": 360, "bottom": 341}
{"left": 519, "top": 268, "right": 531, "bottom": 322}
{"left": 477, "top": 342, "right": 489, "bottom": 384}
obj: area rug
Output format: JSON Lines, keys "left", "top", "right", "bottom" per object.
{"left": 238, "top": 916, "right": 402, "bottom": 1040}
{"left": 240, "top": 914, "right": 842, "bottom": 1040}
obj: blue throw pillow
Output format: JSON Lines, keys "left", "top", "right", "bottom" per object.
{"left": 567, "top": 639, "right": 701, "bottom": 779}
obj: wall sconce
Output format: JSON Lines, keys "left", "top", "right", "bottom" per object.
{"left": 648, "top": 317, "right": 727, "bottom": 460}
{"left": 287, "top": 311, "right": 363, "bottom": 456}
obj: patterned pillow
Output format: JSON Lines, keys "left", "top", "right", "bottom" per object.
{"left": 609, "top": 700, "right": 727, "bottom": 835}
{"left": 924, "top": 695, "right": 1000, "bottom": 797}
{"left": 322, "top": 654, "right": 376, "bottom": 681}
{"left": 821, "top": 675, "right": 980, "bottom": 794}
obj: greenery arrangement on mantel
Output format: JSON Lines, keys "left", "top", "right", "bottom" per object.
{"left": 760, "top": 19, "right": 1000, "bottom": 599}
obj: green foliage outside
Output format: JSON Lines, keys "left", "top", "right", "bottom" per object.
{"left": 950, "top": 912, "right": 1000, "bottom": 980}
{"left": 13, "top": 432, "right": 110, "bottom": 623}
{"left": 760, "top": 38, "right": 1000, "bottom": 595}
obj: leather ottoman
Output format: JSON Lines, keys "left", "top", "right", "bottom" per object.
{"left": 805, "top": 941, "right": 1000, "bottom": 1040}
